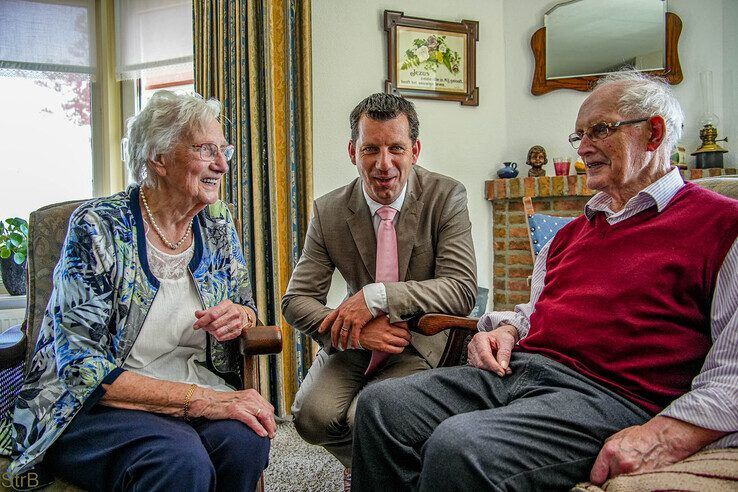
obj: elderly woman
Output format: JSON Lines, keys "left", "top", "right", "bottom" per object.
{"left": 8, "top": 91, "right": 275, "bottom": 491}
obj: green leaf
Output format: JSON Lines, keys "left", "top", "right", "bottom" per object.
{"left": 9, "top": 232, "right": 24, "bottom": 247}
{"left": 0, "top": 248, "right": 10, "bottom": 259}
{"left": 13, "top": 251, "right": 25, "bottom": 265}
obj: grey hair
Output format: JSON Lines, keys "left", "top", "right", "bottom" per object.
{"left": 350, "top": 92, "right": 420, "bottom": 142}
{"left": 594, "top": 70, "right": 684, "bottom": 152}
{"left": 123, "top": 90, "right": 222, "bottom": 187}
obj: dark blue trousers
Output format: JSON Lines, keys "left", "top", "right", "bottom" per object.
{"left": 44, "top": 405, "right": 270, "bottom": 492}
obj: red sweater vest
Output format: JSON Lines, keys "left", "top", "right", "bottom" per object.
{"left": 519, "top": 183, "right": 738, "bottom": 414}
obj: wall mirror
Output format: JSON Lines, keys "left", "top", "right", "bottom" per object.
{"left": 531, "top": 0, "right": 682, "bottom": 95}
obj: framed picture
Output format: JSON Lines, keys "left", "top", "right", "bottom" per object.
{"left": 384, "top": 10, "right": 479, "bottom": 106}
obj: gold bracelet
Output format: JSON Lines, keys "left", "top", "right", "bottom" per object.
{"left": 182, "top": 383, "right": 197, "bottom": 420}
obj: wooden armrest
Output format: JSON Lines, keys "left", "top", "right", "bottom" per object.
{"left": 412, "top": 314, "right": 479, "bottom": 337}
{"left": 240, "top": 325, "right": 282, "bottom": 356}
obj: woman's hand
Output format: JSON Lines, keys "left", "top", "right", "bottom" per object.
{"left": 194, "top": 300, "right": 255, "bottom": 342}
{"left": 191, "top": 387, "right": 277, "bottom": 439}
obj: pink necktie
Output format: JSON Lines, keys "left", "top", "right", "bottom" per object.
{"left": 365, "top": 205, "right": 399, "bottom": 376}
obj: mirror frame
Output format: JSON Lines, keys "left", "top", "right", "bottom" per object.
{"left": 531, "top": 12, "right": 683, "bottom": 95}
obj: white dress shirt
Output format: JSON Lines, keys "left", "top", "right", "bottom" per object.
{"left": 478, "top": 167, "right": 738, "bottom": 448}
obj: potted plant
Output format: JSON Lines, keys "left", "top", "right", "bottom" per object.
{"left": 0, "top": 217, "right": 29, "bottom": 296}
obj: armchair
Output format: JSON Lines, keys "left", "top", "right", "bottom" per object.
{"left": 409, "top": 176, "right": 738, "bottom": 490}
{"left": 1, "top": 199, "right": 281, "bottom": 490}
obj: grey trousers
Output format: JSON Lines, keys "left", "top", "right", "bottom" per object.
{"left": 291, "top": 346, "right": 431, "bottom": 467}
{"left": 351, "top": 353, "right": 651, "bottom": 491}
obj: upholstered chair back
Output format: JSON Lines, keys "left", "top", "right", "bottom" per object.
{"left": 694, "top": 175, "right": 738, "bottom": 199}
{"left": 23, "top": 200, "right": 85, "bottom": 372}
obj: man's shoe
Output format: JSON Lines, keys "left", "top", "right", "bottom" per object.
{"left": 343, "top": 467, "right": 351, "bottom": 492}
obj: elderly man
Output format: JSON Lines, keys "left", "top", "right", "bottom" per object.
{"left": 281, "top": 93, "right": 477, "bottom": 479}
{"left": 351, "top": 72, "right": 738, "bottom": 490}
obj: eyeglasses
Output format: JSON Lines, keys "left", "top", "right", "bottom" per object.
{"left": 192, "top": 143, "right": 235, "bottom": 162}
{"left": 568, "top": 118, "right": 649, "bottom": 149}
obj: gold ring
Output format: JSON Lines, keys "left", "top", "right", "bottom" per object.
{"left": 255, "top": 407, "right": 262, "bottom": 417}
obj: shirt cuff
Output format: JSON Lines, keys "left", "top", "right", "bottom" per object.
{"left": 477, "top": 311, "right": 529, "bottom": 339}
{"left": 362, "top": 283, "right": 388, "bottom": 317}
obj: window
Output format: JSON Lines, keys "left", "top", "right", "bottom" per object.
{"left": 140, "top": 71, "right": 195, "bottom": 108}
{"left": 0, "top": 0, "right": 194, "bottom": 221}
{"left": 0, "top": 0, "right": 96, "bottom": 220}
{"left": 0, "top": 70, "right": 94, "bottom": 220}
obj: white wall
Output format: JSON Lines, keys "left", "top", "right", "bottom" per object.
{"left": 502, "top": 0, "right": 734, "bottom": 172}
{"left": 311, "top": 0, "right": 505, "bottom": 306}
{"left": 723, "top": 0, "right": 737, "bottom": 161}
{"left": 311, "top": 0, "right": 736, "bottom": 307}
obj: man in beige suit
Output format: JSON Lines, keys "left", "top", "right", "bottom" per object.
{"left": 281, "top": 93, "right": 477, "bottom": 480}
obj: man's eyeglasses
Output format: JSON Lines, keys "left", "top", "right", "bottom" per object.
{"left": 192, "top": 143, "right": 235, "bottom": 162}
{"left": 568, "top": 118, "right": 649, "bottom": 149}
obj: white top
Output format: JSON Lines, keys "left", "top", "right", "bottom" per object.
{"left": 361, "top": 182, "right": 407, "bottom": 316}
{"left": 122, "top": 237, "right": 233, "bottom": 392}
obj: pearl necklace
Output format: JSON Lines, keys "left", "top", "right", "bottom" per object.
{"left": 140, "top": 188, "right": 192, "bottom": 250}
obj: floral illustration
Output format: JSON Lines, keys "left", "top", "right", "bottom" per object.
{"left": 400, "top": 34, "right": 461, "bottom": 74}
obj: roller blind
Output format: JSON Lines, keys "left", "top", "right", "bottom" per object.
{"left": 115, "top": 0, "right": 193, "bottom": 80}
{"left": 0, "top": 0, "right": 96, "bottom": 75}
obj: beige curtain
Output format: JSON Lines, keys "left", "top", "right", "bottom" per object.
{"left": 193, "top": 0, "right": 313, "bottom": 415}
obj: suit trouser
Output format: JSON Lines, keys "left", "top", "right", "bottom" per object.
{"left": 291, "top": 345, "right": 431, "bottom": 467}
{"left": 44, "top": 404, "right": 271, "bottom": 492}
{"left": 351, "top": 353, "right": 651, "bottom": 491}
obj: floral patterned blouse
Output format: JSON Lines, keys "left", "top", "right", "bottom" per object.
{"left": 6, "top": 185, "right": 256, "bottom": 478}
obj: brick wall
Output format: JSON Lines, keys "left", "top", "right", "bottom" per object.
{"left": 486, "top": 168, "right": 737, "bottom": 311}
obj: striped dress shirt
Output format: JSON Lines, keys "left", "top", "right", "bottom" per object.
{"left": 479, "top": 167, "right": 738, "bottom": 448}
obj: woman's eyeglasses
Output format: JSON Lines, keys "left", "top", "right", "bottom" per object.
{"left": 192, "top": 143, "right": 235, "bottom": 161}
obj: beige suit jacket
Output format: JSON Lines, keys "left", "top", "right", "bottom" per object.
{"left": 281, "top": 165, "right": 477, "bottom": 367}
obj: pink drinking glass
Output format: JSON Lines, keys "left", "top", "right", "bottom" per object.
{"left": 553, "top": 157, "right": 571, "bottom": 176}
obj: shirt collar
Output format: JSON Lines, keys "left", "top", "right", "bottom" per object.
{"left": 362, "top": 182, "right": 407, "bottom": 216}
{"left": 584, "top": 166, "right": 684, "bottom": 220}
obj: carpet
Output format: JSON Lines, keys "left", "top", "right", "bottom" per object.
{"left": 0, "top": 420, "right": 344, "bottom": 492}
{"left": 264, "top": 420, "right": 344, "bottom": 491}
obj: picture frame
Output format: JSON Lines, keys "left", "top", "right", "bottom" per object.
{"left": 384, "top": 10, "right": 479, "bottom": 106}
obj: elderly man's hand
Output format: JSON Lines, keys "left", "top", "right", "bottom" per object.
{"left": 194, "top": 300, "right": 255, "bottom": 342}
{"left": 467, "top": 324, "right": 518, "bottom": 376}
{"left": 318, "top": 290, "right": 374, "bottom": 350}
{"left": 358, "top": 317, "right": 411, "bottom": 353}
{"left": 590, "top": 416, "right": 726, "bottom": 485}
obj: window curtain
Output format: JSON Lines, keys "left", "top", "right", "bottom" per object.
{"left": 115, "top": 0, "right": 193, "bottom": 80}
{"left": 0, "top": 0, "right": 96, "bottom": 74}
{"left": 193, "top": 0, "right": 313, "bottom": 415}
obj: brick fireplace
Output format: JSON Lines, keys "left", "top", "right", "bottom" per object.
{"left": 486, "top": 168, "right": 737, "bottom": 311}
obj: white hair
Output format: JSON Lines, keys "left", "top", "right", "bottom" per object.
{"left": 594, "top": 70, "right": 684, "bottom": 152}
{"left": 123, "top": 90, "right": 222, "bottom": 187}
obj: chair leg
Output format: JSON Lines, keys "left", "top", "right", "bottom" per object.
{"left": 256, "top": 474, "right": 264, "bottom": 492}
{"left": 243, "top": 356, "right": 259, "bottom": 390}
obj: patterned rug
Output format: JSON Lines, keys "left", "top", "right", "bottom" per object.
{"left": 265, "top": 420, "right": 344, "bottom": 492}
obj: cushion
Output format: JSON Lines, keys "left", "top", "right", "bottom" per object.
{"left": 527, "top": 213, "right": 575, "bottom": 256}
{"left": 0, "top": 326, "right": 25, "bottom": 457}
{"left": 572, "top": 448, "right": 738, "bottom": 492}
